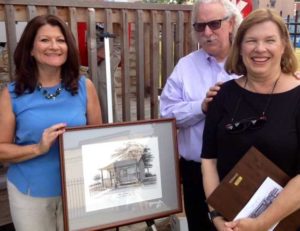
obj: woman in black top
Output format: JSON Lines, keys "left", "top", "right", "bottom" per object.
{"left": 201, "top": 8, "right": 300, "bottom": 231}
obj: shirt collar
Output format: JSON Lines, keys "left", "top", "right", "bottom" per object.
{"left": 203, "top": 49, "right": 227, "bottom": 64}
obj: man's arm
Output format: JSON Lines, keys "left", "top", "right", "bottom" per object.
{"left": 160, "top": 67, "right": 206, "bottom": 128}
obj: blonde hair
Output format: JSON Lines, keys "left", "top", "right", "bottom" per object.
{"left": 225, "top": 8, "right": 298, "bottom": 75}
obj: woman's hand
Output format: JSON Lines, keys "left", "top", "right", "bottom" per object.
{"left": 212, "top": 216, "right": 228, "bottom": 231}
{"left": 202, "top": 82, "right": 223, "bottom": 114}
{"left": 36, "top": 123, "right": 67, "bottom": 155}
{"left": 224, "top": 218, "right": 265, "bottom": 231}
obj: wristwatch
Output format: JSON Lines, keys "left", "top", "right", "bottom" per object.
{"left": 208, "top": 210, "right": 221, "bottom": 222}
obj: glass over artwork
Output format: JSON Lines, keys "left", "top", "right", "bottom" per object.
{"left": 59, "top": 118, "right": 181, "bottom": 231}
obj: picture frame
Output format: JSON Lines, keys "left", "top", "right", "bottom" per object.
{"left": 59, "top": 118, "right": 182, "bottom": 231}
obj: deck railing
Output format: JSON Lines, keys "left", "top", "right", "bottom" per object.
{"left": 0, "top": 0, "right": 196, "bottom": 121}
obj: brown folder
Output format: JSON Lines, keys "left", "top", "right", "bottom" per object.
{"left": 206, "top": 146, "right": 300, "bottom": 231}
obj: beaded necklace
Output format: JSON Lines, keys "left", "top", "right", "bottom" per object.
{"left": 37, "top": 83, "right": 63, "bottom": 100}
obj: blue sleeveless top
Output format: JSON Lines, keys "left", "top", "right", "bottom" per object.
{"left": 7, "top": 76, "right": 87, "bottom": 197}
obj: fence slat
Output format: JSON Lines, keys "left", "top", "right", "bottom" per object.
{"left": 48, "top": 6, "right": 57, "bottom": 15}
{"left": 175, "top": 11, "right": 184, "bottom": 65}
{"left": 4, "top": 4, "right": 17, "bottom": 80}
{"left": 87, "top": 8, "right": 98, "bottom": 92}
{"left": 68, "top": 7, "right": 78, "bottom": 46}
{"left": 135, "top": 10, "right": 145, "bottom": 120}
{"left": 144, "top": 23, "right": 150, "bottom": 101}
{"left": 104, "top": 9, "right": 114, "bottom": 55}
{"left": 121, "top": 9, "right": 130, "bottom": 121}
{"left": 188, "top": 11, "right": 197, "bottom": 52}
{"left": 27, "top": 5, "right": 37, "bottom": 19}
{"left": 150, "top": 10, "right": 159, "bottom": 119}
{"left": 161, "top": 10, "right": 173, "bottom": 87}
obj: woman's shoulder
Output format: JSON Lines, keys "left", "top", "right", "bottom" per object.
{"left": 0, "top": 85, "right": 9, "bottom": 97}
{"left": 212, "top": 79, "right": 241, "bottom": 104}
{"left": 222, "top": 78, "right": 239, "bottom": 87}
{"left": 275, "top": 74, "right": 300, "bottom": 94}
{"left": 4, "top": 82, "right": 17, "bottom": 97}
{"left": 83, "top": 76, "right": 93, "bottom": 87}
{"left": 7, "top": 82, "right": 15, "bottom": 90}
{"left": 78, "top": 75, "right": 90, "bottom": 88}
{"left": 0, "top": 85, "right": 12, "bottom": 105}
{"left": 219, "top": 79, "right": 241, "bottom": 93}
{"left": 82, "top": 76, "right": 97, "bottom": 95}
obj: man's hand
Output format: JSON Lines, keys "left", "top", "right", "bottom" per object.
{"left": 201, "top": 82, "right": 223, "bottom": 114}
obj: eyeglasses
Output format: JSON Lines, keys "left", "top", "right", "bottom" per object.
{"left": 193, "top": 16, "right": 229, "bottom": 32}
{"left": 225, "top": 116, "right": 267, "bottom": 134}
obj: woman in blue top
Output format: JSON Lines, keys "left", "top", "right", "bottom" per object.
{"left": 0, "top": 15, "right": 102, "bottom": 231}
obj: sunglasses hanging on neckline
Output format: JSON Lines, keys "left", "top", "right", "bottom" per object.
{"left": 225, "top": 115, "right": 267, "bottom": 134}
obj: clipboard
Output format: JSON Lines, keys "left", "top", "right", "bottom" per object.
{"left": 206, "top": 146, "right": 300, "bottom": 231}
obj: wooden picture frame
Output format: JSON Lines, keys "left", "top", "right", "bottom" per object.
{"left": 59, "top": 118, "right": 181, "bottom": 231}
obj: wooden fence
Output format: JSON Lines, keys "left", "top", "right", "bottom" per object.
{"left": 0, "top": 0, "right": 196, "bottom": 122}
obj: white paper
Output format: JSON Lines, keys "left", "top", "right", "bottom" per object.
{"left": 81, "top": 137, "right": 162, "bottom": 212}
{"left": 234, "top": 177, "right": 283, "bottom": 231}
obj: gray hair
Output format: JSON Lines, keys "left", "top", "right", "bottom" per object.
{"left": 191, "top": 0, "right": 243, "bottom": 43}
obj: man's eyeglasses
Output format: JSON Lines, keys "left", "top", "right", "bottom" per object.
{"left": 225, "top": 116, "right": 267, "bottom": 134}
{"left": 193, "top": 16, "right": 229, "bottom": 32}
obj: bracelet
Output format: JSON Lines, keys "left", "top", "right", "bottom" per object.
{"left": 208, "top": 210, "right": 222, "bottom": 222}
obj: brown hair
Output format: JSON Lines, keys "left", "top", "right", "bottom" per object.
{"left": 14, "top": 14, "right": 80, "bottom": 95}
{"left": 225, "top": 8, "right": 298, "bottom": 75}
